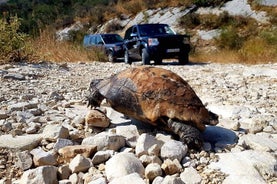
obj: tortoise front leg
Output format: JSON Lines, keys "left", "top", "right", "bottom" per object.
{"left": 165, "top": 119, "right": 203, "bottom": 150}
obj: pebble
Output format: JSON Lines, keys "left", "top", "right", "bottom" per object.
{"left": 0, "top": 61, "right": 276, "bottom": 183}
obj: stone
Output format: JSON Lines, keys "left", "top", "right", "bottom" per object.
{"left": 0, "top": 134, "right": 42, "bottom": 151}
{"left": 3, "top": 73, "right": 25, "bottom": 80}
{"left": 135, "top": 133, "right": 163, "bottom": 157}
{"left": 162, "top": 175, "right": 185, "bottom": 184}
{"left": 82, "top": 132, "right": 125, "bottom": 151}
{"left": 109, "top": 173, "right": 145, "bottom": 184}
{"left": 161, "top": 159, "right": 183, "bottom": 175}
{"left": 20, "top": 166, "right": 58, "bottom": 184}
{"left": 91, "top": 150, "right": 113, "bottom": 165}
{"left": 30, "top": 148, "right": 57, "bottom": 166}
{"left": 105, "top": 152, "right": 145, "bottom": 181}
{"left": 58, "top": 145, "right": 97, "bottom": 162}
{"left": 8, "top": 102, "right": 37, "bottom": 111}
{"left": 42, "top": 124, "right": 69, "bottom": 141}
{"left": 160, "top": 140, "right": 187, "bottom": 162}
{"left": 180, "top": 167, "right": 202, "bottom": 184}
{"left": 139, "top": 155, "right": 163, "bottom": 167}
{"left": 116, "top": 125, "right": 139, "bottom": 147}
{"left": 85, "top": 109, "right": 110, "bottom": 128}
{"left": 69, "top": 154, "right": 92, "bottom": 173}
{"left": 88, "top": 177, "right": 107, "bottom": 184}
{"left": 53, "top": 138, "right": 74, "bottom": 151}
{"left": 239, "top": 133, "right": 277, "bottom": 152}
{"left": 58, "top": 164, "right": 72, "bottom": 180}
{"left": 145, "top": 163, "right": 163, "bottom": 181}
{"left": 58, "top": 179, "right": 72, "bottom": 184}
{"left": 0, "top": 110, "right": 8, "bottom": 119}
{"left": 209, "top": 150, "right": 276, "bottom": 183}
{"left": 16, "top": 151, "right": 33, "bottom": 170}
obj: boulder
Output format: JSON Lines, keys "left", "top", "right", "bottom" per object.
{"left": 20, "top": 166, "right": 58, "bottom": 184}
{"left": 105, "top": 152, "right": 144, "bottom": 181}
{"left": 160, "top": 140, "right": 187, "bottom": 162}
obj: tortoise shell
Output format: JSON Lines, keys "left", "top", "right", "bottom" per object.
{"left": 88, "top": 66, "right": 218, "bottom": 132}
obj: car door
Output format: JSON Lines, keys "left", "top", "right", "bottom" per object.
{"left": 124, "top": 26, "right": 141, "bottom": 59}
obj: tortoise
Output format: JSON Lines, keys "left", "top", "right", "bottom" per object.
{"left": 87, "top": 66, "right": 218, "bottom": 149}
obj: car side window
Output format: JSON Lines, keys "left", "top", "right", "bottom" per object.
{"left": 90, "top": 36, "right": 96, "bottom": 45}
{"left": 95, "top": 35, "right": 103, "bottom": 44}
{"left": 124, "top": 27, "right": 133, "bottom": 40}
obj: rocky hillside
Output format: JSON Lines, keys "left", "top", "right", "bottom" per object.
{"left": 0, "top": 61, "right": 276, "bottom": 183}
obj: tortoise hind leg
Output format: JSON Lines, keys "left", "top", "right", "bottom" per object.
{"left": 165, "top": 119, "right": 203, "bottom": 150}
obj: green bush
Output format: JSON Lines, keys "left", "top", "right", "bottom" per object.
{"left": 0, "top": 16, "right": 33, "bottom": 63}
{"left": 216, "top": 26, "right": 244, "bottom": 50}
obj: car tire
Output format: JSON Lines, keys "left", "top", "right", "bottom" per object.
{"left": 179, "top": 53, "right": 189, "bottom": 65}
{"left": 108, "top": 51, "right": 115, "bottom": 62}
{"left": 154, "top": 58, "right": 162, "bottom": 65}
{"left": 124, "top": 50, "right": 132, "bottom": 64}
{"left": 142, "top": 48, "right": 150, "bottom": 65}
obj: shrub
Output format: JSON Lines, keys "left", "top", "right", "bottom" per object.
{"left": 216, "top": 26, "right": 243, "bottom": 50}
{"left": 0, "top": 16, "right": 33, "bottom": 63}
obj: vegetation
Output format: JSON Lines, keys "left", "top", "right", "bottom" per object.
{"left": 0, "top": 0, "right": 276, "bottom": 64}
{"left": 0, "top": 16, "right": 34, "bottom": 63}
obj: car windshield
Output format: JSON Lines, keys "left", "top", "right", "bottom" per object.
{"left": 138, "top": 24, "right": 176, "bottom": 36}
{"left": 102, "top": 34, "right": 123, "bottom": 44}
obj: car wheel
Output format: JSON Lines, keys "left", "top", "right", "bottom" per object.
{"left": 179, "top": 53, "right": 189, "bottom": 65}
{"left": 124, "top": 50, "right": 132, "bottom": 64}
{"left": 154, "top": 58, "right": 162, "bottom": 65}
{"left": 108, "top": 51, "right": 115, "bottom": 62}
{"left": 142, "top": 48, "right": 150, "bottom": 65}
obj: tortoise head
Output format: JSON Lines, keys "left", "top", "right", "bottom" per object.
{"left": 208, "top": 111, "right": 219, "bottom": 125}
{"left": 87, "top": 79, "right": 105, "bottom": 109}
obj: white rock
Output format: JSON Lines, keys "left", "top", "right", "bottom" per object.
{"left": 116, "top": 125, "right": 139, "bottom": 147}
{"left": 105, "top": 152, "right": 145, "bottom": 181}
{"left": 42, "top": 124, "right": 69, "bottom": 141}
{"left": 30, "top": 148, "right": 57, "bottom": 166}
{"left": 69, "top": 154, "right": 91, "bottom": 173}
{"left": 162, "top": 175, "right": 184, "bottom": 184}
{"left": 109, "top": 173, "right": 145, "bottom": 184}
{"left": 145, "top": 163, "right": 163, "bottom": 181}
{"left": 16, "top": 151, "right": 33, "bottom": 170}
{"left": 239, "top": 133, "right": 277, "bottom": 152}
{"left": 161, "top": 159, "right": 183, "bottom": 175}
{"left": 91, "top": 150, "right": 113, "bottom": 165}
{"left": 88, "top": 177, "right": 107, "bottom": 184}
{"left": 135, "top": 133, "right": 163, "bottom": 157}
{"left": 85, "top": 109, "right": 110, "bottom": 128}
{"left": 20, "top": 166, "right": 58, "bottom": 184}
{"left": 180, "top": 166, "right": 202, "bottom": 184}
{"left": 160, "top": 140, "right": 187, "bottom": 162}
{"left": 53, "top": 138, "right": 74, "bottom": 151}
{"left": 0, "top": 134, "right": 42, "bottom": 150}
{"left": 209, "top": 150, "right": 276, "bottom": 184}
{"left": 82, "top": 132, "right": 125, "bottom": 151}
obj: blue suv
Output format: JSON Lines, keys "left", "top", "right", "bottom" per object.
{"left": 83, "top": 34, "right": 124, "bottom": 62}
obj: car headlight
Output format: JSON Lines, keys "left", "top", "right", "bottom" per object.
{"left": 183, "top": 37, "right": 190, "bottom": 44}
{"left": 148, "top": 38, "right": 159, "bottom": 46}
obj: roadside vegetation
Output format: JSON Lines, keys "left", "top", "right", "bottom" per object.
{"left": 0, "top": 0, "right": 276, "bottom": 64}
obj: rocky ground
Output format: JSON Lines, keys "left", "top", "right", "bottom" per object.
{"left": 0, "top": 61, "right": 276, "bottom": 184}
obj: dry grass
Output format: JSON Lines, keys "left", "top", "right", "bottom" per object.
{"left": 31, "top": 30, "right": 107, "bottom": 63}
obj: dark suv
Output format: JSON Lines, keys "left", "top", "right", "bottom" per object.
{"left": 123, "top": 24, "right": 191, "bottom": 65}
{"left": 83, "top": 34, "right": 124, "bottom": 62}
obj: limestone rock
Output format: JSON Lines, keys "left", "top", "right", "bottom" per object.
{"left": 91, "top": 150, "right": 113, "bottom": 165}
{"left": 69, "top": 154, "right": 92, "bottom": 173}
{"left": 180, "top": 167, "right": 202, "bottom": 184}
{"left": 85, "top": 109, "right": 110, "bottom": 128}
{"left": 109, "top": 173, "right": 145, "bottom": 184}
{"left": 58, "top": 145, "right": 97, "bottom": 162}
{"left": 16, "top": 151, "right": 33, "bottom": 170}
{"left": 135, "top": 133, "right": 163, "bottom": 157}
{"left": 0, "top": 134, "right": 42, "bottom": 151}
{"left": 116, "top": 125, "right": 139, "bottom": 147}
{"left": 160, "top": 140, "right": 187, "bottom": 162}
{"left": 30, "top": 148, "right": 57, "bottom": 166}
{"left": 42, "top": 124, "right": 69, "bottom": 141}
{"left": 105, "top": 152, "right": 145, "bottom": 181}
{"left": 161, "top": 159, "right": 183, "bottom": 175}
{"left": 145, "top": 163, "right": 163, "bottom": 181}
{"left": 20, "top": 166, "right": 58, "bottom": 184}
{"left": 82, "top": 132, "right": 125, "bottom": 151}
